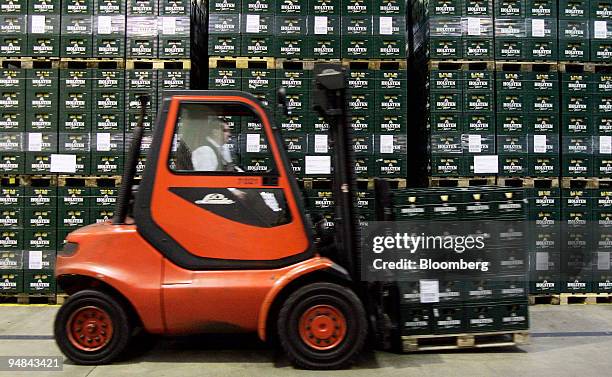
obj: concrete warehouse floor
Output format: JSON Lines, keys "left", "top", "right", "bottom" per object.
{"left": 0, "top": 305, "right": 611, "bottom": 377}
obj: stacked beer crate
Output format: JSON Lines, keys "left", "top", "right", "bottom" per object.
{"left": 0, "top": 0, "right": 197, "bottom": 303}
{"left": 207, "top": 0, "right": 409, "bottom": 232}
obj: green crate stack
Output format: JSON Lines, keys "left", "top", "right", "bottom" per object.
{"left": 0, "top": 68, "right": 25, "bottom": 173}
{"left": 410, "top": 0, "right": 494, "bottom": 61}
{"left": 590, "top": 0, "right": 612, "bottom": 62}
{"left": 27, "top": 0, "right": 61, "bottom": 57}
{"left": 528, "top": 187, "right": 561, "bottom": 294}
{"left": 23, "top": 179, "right": 56, "bottom": 295}
{"left": 0, "top": 0, "right": 196, "bottom": 300}
{"left": 496, "top": 69, "right": 560, "bottom": 177}
{"left": 0, "top": 180, "right": 23, "bottom": 294}
{"left": 562, "top": 72, "right": 592, "bottom": 177}
{"left": 0, "top": 0, "right": 27, "bottom": 57}
{"left": 61, "top": 0, "right": 93, "bottom": 58}
{"left": 207, "top": 0, "right": 409, "bottom": 185}
{"left": 592, "top": 187, "right": 612, "bottom": 293}
{"left": 559, "top": 0, "right": 589, "bottom": 62}
{"left": 494, "top": 0, "right": 558, "bottom": 61}
{"left": 560, "top": 187, "right": 593, "bottom": 293}
{"left": 429, "top": 67, "right": 497, "bottom": 177}
{"left": 394, "top": 187, "right": 529, "bottom": 335}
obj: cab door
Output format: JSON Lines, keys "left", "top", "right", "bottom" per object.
{"left": 134, "top": 91, "right": 313, "bottom": 270}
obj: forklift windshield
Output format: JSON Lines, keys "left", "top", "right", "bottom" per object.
{"left": 169, "top": 102, "right": 276, "bottom": 174}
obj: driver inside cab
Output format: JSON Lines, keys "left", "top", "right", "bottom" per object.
{"left": 173, "top": 105, "right": 238, "bottom": 172}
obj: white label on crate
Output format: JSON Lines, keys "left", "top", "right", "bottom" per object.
{"left": 595, "top": 21, "right": 608, "bottom": 39}
{"left": 380, "top": 134, "right": 394, "bottom": 154}
{"left": 305, "top": 155, "right": 331, "bottom": 175}
{"left": 468, "top": 134, "right": 482, "bottom": 153}
{"left": 598, "top": 252, "right": 611, "bottom": 270}
{"left": 531, "top": 19, "right": 545, "bottom": 37}
{"left": 246, "top": 133, "right": 261, "bottom": 153}
{"left": 50, "top": 154, "right": 77, "bottom": 173}
{"left": 533, "top": 134, "right": 547, "bottom": 153}
{"left": 28, "top": 250, "right": 43, "bottom": 270}
{"left": 246, "top": 15, "right": 260, "bottom": 33}
{"left": 162, "top": 17, "right": 177, "bottom": 35}
{"left": 314, "top": 134, "right": 328, "bottom": 153}
{"left": 314, "top": 16, "right": 328, "bottom": 35}
{"left": 379, "top": 17, "right": 393, "bottom": 35}
{"left": 28, "top": 133, "right": 42, "bottom": 152}
{"left": 536, "top": 252, "right": 549, "bottom": 271}
{"left": 467, "top": 18, "right": 481, "bottom": 36}
{"left": 419, "top": 279, "right": 440, "bottom": 303}
{"left": 31, "top": 15, "right": 46, "bottom": 34}
{"left": 97, "top": 16, "right": 112, "bottom": 35}
{"left": 97, "top": 133, "right": 111, "bottom": 152}
{"left": 473, "top": 155, "right": 498, "bottom": 174}
{"left": 600, "top": 136, "right": 612, "bottom": 154}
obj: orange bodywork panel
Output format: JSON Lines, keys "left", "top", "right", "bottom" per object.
{"left": 56, "top": 223, "right": 165, "bottom": 333}
{"left": 162, "top": 256, "right": 334, "bottom": 336}
{"left": 57, "top": 223, "right": 334, "bottom": 338}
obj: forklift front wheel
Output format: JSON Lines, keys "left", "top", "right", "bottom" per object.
{"left": 54, "top": 290, "right": 132, "bottom": 365}
{"left": 277, "top": 282, "right": 367, "bottom": 370}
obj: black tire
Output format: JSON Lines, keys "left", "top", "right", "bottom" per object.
{"left": 277, "top": 282, "right": 367, "bottom": 370}
{"left": 54, "top": 290, "right": 132, "bottom": 365}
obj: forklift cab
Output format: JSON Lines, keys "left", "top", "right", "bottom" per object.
{"left": 134, "top": 92, "right": 314, "bottom": 269}
{"left": 54, "top": 75, "right": 369, "bottom": 370}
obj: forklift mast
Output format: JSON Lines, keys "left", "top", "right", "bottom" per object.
{"left": 312, "top": 64, "right": 361, "bottom": 281}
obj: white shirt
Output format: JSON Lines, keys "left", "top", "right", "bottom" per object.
{"left": 191, "top": 137, "right": 233, "bottom": 171}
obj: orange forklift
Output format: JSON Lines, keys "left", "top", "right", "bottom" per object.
{"left": 54, "top": 64, "right": 394, "bottom": 369}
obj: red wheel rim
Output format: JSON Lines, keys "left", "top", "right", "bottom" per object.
{"left": 66, "top": 306, "right": 114, "bottom": 352}
{"left": 299, "top": 304, "right": 347, "bottom": 351}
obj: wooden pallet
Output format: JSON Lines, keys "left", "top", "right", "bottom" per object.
{"left": 498, "top": 177, "right": 559, "bottom": 188}
{"left": 0, "top": 175, "right": 56, "bottom": 186}
{"left": 529, "top": 294, "right": 560, "bottom": 305}
{"left": 275, "top": 58, "right": 342, "bottom": 70}
{"left": 126, "top": 59, "right": 191, "bottom": 70}
{"left": 0, "top": 293, "right": 61, "bottom": 305}
{"left": 0, "top": 57, "right": 60, "bottom": 69}
{"left": 559, "top": 62, "right": 612, "bottom": 73}
{"left": 342, "top": 59, "right": 407, "bottom": 70}
{"left": 495, "top": 61, "right": 558, "bottom": 71}
{"left": 209, "top": 56, "right": 274, "bottom": 69}
{"left": 561, "top": 178, "right": 611, "bottom": 189}
{"left": 427, "top": 60, "right": 495, "bottom": 71}
{"left": 560, "top": 293, "right": 612, "bottom": 305}
{"left": 56, "top": 293, "right": 69, "bottom": 305}
{"left": 358, "top": 178, "right": 407, "bottom": 190}
{"left": 299, "top": 178, "right": 333, "bottom": 190}
{"left": 428, "top": 176, "right": 496, "bottom": 188}
{"left": 57, "top": 175, "right": 122, "bottom": 187}
{"left": 402, "top": 331, "right": 529, "bottom": 352}
{"left": 59, "top": 58, "right": 125, "bottom": 69}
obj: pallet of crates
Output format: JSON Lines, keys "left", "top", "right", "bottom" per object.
{"left": 495, "top": 62, "right": 560, "bottom": 185}
{"left": 558, "top": 63, "right": 612, "bottom": 299}
{"left": 424, "top": 60, "right": 497, "bottom": 186}
{"left": 394, "top": 186, "right": 530, "bottom": 351}
{"left": 0, "top": 174, "right": 59, "bottom": 304}
{"left": 558, "top": 179, "right": 612, "bottom": 303}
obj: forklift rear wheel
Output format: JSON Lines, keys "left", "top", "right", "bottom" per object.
{"left": 54, "top": 290, "right": 132, "bottom": 365}
{"left": 277, "top": 282, "right": 367, "bottom": 370}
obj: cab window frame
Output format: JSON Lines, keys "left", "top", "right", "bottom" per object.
{"left": 167, "top": 100, "right": 279, "bottom": 177}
